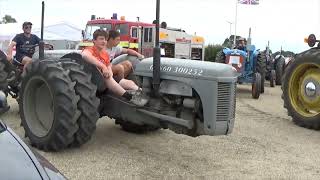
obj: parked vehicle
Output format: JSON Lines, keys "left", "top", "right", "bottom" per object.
{"left": 0, "top": 120, "right": 66, "bottom": 179}
{"left": 215, "top": 31, "right": 266, "bottom": 99}
{"left": 3, "top": 1, "right": 238, "bottom": 152}
{"left": 78, "top": 14, "right": 205, "bottom": 60}
{"left": 282, "top": 34, "right": 320, "bottom": 129}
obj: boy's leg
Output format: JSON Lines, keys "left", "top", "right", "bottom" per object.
{"left": 21, "top": 56, "right": 33, "bottom": 70}
{"left": 111, "top": 64, "right": 124, "bottom": 80}
{"left": 119, "top": 79, "right": 139, "bottom": 90}
{"left": 104, "top": 77, "right": 148, "bottom": 106}
{"left": 119, "top": 61, "right": 133, "bottom": 77}
{"left": 104, "top": 77, "right": 126, "bottom": 96}
{"left": 112, "top": 62, "right": 138, "bottom": 90}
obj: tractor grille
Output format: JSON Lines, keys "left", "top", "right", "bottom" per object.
{"left": 217, "top": 82, "right": 236, "bottom": 121}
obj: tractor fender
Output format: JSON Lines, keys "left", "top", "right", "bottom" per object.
{"left": 61, "top": 52, "right": 106, "bottom": 92}
{"left": 223, "top": 48, "right": 247, "bottom": 57}
{"left": 222, "top": 48, "right": 231, "bottom": 55}
{"left": 252, "top": 50, "right": 261, "bottom": 59}
{"left": 112, "top": 54, "right": 141, "bottom": 69}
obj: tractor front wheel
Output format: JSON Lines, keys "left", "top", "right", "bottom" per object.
{"left": 115, "top": 119, "right": 160, "bottom": 134}
{"left": 256, "top": 52, "right": 266, "bottom": 93}
{"left": 252, "top": 73, "right": 261, "bottom": 99}
{"left": 270, "top": 70, "right": 276, "bottom": 87}
{"left": 275, "top": 57, "right": 285, "bottom": 85}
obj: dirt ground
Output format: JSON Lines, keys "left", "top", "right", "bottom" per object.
{"left": 2, "top": 85, "right": 320, "bottom": 180}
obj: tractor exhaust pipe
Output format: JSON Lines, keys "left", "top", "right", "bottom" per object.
{"left": 152, "top": 0, "right": 161, "bottom": 95}
{"left": 39, "top": 1, "right": 45, "bottom": 60}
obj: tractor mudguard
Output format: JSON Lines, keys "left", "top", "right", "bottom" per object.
{"left": 111, "top": 54, "right": 141, "bottom": 69}
{"left": 252, "top": 49, "right": 260, "bottom": 60}
{"left": 223, "top": 48, "right": 247, "bottom": 57}
{"left": 222, "top": 48, "right": 231, "bottom": 55}
{"left": 61, "top": 52, "right": 106, "bottom": 92}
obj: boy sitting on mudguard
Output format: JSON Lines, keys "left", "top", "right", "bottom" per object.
{"left": 81, "top": 29, "right": 148, "bottom": 106}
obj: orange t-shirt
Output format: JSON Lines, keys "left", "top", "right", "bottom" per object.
{"left": 85, "top": 46, "right": 110, "bottom": 66}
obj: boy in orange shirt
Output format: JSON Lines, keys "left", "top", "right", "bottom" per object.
{"left": 82, "top": 29, "right": 147, "bottom": 106}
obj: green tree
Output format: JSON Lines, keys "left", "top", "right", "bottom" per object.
{"left": 0, "top": 15, "right": 17, "bottom": 24}
{"left": 222, "top": 38, "right": 231, "bottom": 47}
{"left": 204, "top": 44, "right": 223, "bottom": 62}
{"left": 223, "top": 35, "right": 242, "bottom": 47}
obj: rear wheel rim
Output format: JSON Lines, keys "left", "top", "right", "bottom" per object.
{"left": 23, "top": 76, "right": 54, "bottom": 137}
{"left": 289, "top": 63, "right": 320, "bottom": 117}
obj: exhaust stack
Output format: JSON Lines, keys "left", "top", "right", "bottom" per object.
{"left": 152, "top": 0, "right": 161, "bottom": 94}
{"left": 39, "top": 1, "right": 45, "bottom": 60}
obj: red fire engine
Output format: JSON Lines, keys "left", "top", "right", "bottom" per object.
{"left": 78, "top": 14, "right": 205, "bottom": 60}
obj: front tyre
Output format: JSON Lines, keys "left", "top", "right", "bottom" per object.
{"left": 252, "top": 73, "right": 261, "bottom": 99}
{"left": 256, "top": 52, "right": 266, "bottom": 93}
{"left": 115, "top": 119, "right": 160, "bottom": 134}
{"left": 270, "top": 70, "right": 276, "bottom": 87}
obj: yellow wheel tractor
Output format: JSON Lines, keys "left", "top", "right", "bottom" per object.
{"left": 282, "top": 34, "right": 320, "bottom": 129}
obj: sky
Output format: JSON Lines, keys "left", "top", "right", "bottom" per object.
{"left": 0, "top": 0, "right": 319, "bottom": 53}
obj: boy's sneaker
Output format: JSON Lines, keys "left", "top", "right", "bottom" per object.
{"left": 127, "top": 89, "right": 149, "bottom": 107}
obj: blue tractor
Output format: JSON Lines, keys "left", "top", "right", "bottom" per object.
{"left": 215, "top": 38, "right": 266, "bottom": 99}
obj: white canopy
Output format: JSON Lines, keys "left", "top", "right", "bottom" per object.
{"left": 0, "top": 23, "right": 21, "bottom": 40}
{"left": 33, "top": 22, "right": 82, "bottom": 41}
{"left": 0, "top": 21, "right": 82, "bottom": 41}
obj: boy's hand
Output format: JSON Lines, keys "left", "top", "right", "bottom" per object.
{"left": 7, "top": 55, "right": 12, "bottom": 62}
{"left": 102, "top": 66, "right": 112, "bottom": 78}
{"left": 107, "top": 65, "right": 113, "bottom": 77}
{"left": 137, "top": 54, "right": 144, "bottom": 60}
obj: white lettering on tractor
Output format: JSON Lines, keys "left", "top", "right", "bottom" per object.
{"left": 149, "top": 65, "right": 203, "bottom": 76}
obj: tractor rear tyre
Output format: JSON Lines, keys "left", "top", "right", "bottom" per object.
{"left": 59, "top": 59, "right": 100, "bottom": 146}
{"left": 275, "top": 57, "right": 285, "bottom": 85}
{"left": 0, "top": 50, "right": 9, "bottom": 90}
{"left": 252, "top": 73, "right": 261, "bottom": 99}
{"left": 215, "top": 50, "right": 226, "bottom": 63}
{"left": 256, "top": 52, "right": 266, "bottom": 93}
{"left": 282, "top": 49, "right": 320, "bottom": 130}
{"left": 20, "top": 60, "right": 79, "bottom": 151}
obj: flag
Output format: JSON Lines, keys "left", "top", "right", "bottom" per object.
{"left": 238, "top": 0, "right": 259, "bottom": 5}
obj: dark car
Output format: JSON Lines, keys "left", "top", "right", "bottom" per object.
{"left": 0, "top": 120, "right": 66, "bottom": 180}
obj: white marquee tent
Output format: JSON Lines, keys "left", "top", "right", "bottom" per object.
{"left": 0, "top": 22, "right": 82, "bottom": 51}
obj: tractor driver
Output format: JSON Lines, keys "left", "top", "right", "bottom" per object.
{"left": 82, "top": 29, "right": 148, "bottom": 106}
{"left": 106, "top": 30, "right": 144, "bottom": 80}
{"left": 7, "top": 22, "right": 40, "bottom": 71}
{"left": 236, "top": 37, "right": 246, "bottom": 51}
